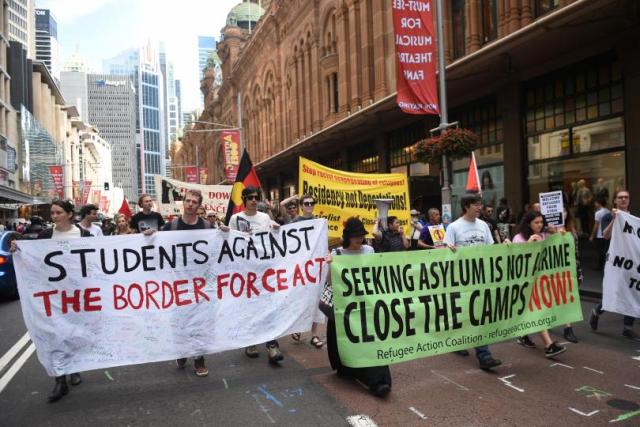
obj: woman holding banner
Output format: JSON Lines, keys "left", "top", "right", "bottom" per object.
{"left": 323, "top": 217, "right": 392, "bottom": 397}
{"left": 561, "top": 207, "right": 581, "bottom": 343}
{"left": 513, "top": 211, "right": 567, "bottom": 358}
{"left": 10, "top": 200, "right": 92, "bottom": 402}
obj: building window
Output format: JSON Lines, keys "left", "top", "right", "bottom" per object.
{"left": 348, "top": 143, "right": 378, "bottom": 173}
{"left": 480, "top": 0, "right": 497, "bottom": 44}
{"left": 534, "top": 0, "right": 560, "bottom": 17}
{"left": 451, "top": 0, "right": 465, "bottom": 59}
{"left": 389, "top": 122, "right": 427, "bottom": 168}
{"left": 332, "top": 73, "right": 339, "bottom": 113}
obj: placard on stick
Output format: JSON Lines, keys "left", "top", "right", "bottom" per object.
{"left": 539, "top": 191, "right": 564, "bottom": 226}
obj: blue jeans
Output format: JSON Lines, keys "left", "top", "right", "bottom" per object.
{"left": 475, "top": 345, "right": 492, "bottom": 361}
{"left": 595, "top": 303, "right": 635, "bottom": 328}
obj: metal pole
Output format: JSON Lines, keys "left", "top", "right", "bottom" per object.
{"left": 237, "top": 91, "right": 244, "bottom": 154}
{"left": 435, "top": 0, "right": 451, "bottom": 209}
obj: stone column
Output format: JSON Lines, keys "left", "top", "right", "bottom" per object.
{"left": 372, "top": 0, "right": 388, "bottom": 99}
{"left": 507, "top": 0, "right": 520, "bottom": 34}
{"left": 520, "top": 0, "right": 533, "bottom": 26}
{"left": 468, "top": 0, "right": 481, "bottom": 53}
{"left": 297, "top": 51, "right": 306, "bottom": 137}
{"left": 336, "top": 6, "right": 351, "bottom": 118}
{"left": 310, "top": 39, "right": 322, "bottom": 131}
{"left": 359, "top": 0, "right": 373, "bottom": 104}
{"left": 292, "top": 58, "right": 300, "bottom": 139}
{"left": 304, "top": 46, "right": 312, "bottom": 134}
{"left": 348, "top": 0, "right": 362, "bottom": 110}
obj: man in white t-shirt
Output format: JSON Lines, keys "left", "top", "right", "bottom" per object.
{"left": 589, "top": 194, "right": 611, "bottom": 271}
{"left": 444, "top": 192, "right": 502, "bottom": 371}
{"left": 78, "top": 204, "right": 104, "bottom": 237}
{"left": 228, "top": 186, "right": 284, "bottom": 363}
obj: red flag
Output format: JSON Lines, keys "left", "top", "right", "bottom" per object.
{"left": 392, "top": 0, "right": 439, "bottom": 115}
{"left": 465, "top": 151, "right": 481, "bottom": 193}
{"left": 118, "top": 198, "right": 132, "bottom": 219}
{"left": 224, "top": 149, "right": 261, "bottom": 224}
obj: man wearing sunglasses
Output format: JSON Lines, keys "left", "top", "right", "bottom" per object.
{"left": 229, "top": 186, "right": 285, "bottom": 362}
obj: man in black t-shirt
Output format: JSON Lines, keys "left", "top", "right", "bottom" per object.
{"left": 130, "top": 193, "right": 165, "bottom": 234}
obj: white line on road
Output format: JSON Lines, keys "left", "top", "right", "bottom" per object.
{"left": 346, "top": 415, "right": 378, "bottom": 427}
{"left": 430, "top": 370, "right": 470, "bottom": 391}
{"left": 409, "top": 406, "right": 428, "bottom": 420}
{"left": 0, "top": 343, "right": 36, "bottom": 394}
{"left": 550, "top": 362, "right": 574, "bottom": 369}
{"left": 223, "top": 378, "right": 228, "bottom": 389}
{"left": 624, "top": 384, "right": 640, "bottom": 391}
{"left": 498, "top": 375, "right": 524, "bottom": 393}
{"left": 583, "top": 366, "right": 604, "bottom": 374}
{"left": 569, "top": 407, "right": 599, "bottom": 417}
{"left": 0, "top": 332, "right": 30, "bottom": 372}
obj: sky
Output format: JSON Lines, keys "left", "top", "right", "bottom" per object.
{"left": 37, "top": 0, "right": 241, "bottom": 111}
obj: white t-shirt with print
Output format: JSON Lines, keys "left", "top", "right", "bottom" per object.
{"left": 594, "top": 207, "right": 611, "bottom": 238}
{"left": 51, "top": 225, "right": 82, "bottom": 240}
{"left": 443, "top": 217, "right": 494, "bottom": 247}
{"left": 229, "top": 211, "right": 273, "bottom": 233}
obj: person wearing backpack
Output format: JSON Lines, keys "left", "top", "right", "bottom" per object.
{"left": 160, "top": 189, "right": 229, "bottom": 377}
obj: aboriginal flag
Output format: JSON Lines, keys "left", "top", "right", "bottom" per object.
{"left": 224, "top": 149, "right": 261, "bottom": 224}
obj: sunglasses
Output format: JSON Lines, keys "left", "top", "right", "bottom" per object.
{"left": 287, "top": 205, "right": 298, "bottom": 210}
{"left": 302, "top": 202, "right": 316, "bottom": 207}
{"left": 245, "top": 195, "right": 260, "bottom": 201}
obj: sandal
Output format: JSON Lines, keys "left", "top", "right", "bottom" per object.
{"left": 310, "top": 336, "right": 324, "bottom": 349}
{"left": 291, "top": 333, "right": 301, "bottom": 341}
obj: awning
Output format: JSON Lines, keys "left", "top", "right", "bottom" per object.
{"left": 0, "top": 185, "right": 38, "bottom": 206}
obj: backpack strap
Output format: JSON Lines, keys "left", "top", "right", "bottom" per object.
{"left": 170, "top": 219, "right": 179, "bottom": 231}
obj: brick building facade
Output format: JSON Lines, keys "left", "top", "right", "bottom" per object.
{"left": 174, "top": 0, "right": 640, "bottom": 221}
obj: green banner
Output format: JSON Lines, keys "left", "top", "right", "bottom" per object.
{"left": 331, "top": 234, "right": 583, "bottom": 368}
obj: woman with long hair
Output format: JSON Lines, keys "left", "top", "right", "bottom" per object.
{"left": 113, "top": 213, "right": 134, "bottom": 235}
{"left": 323, "top": 217, "right": 392, "bottom": 397}
{"left": 512, "top": 211, "right": 567, "bottom": 358}
{"left": 10, "top": 199, "right": 92, "bottom": 403}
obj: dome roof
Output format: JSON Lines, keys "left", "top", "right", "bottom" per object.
{"left": 226, "top": 1, "right": 265, "bottom": 30}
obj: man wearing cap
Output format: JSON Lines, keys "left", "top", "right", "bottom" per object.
{"left": 408, "top": 209, "right": 424, "bottom": 250}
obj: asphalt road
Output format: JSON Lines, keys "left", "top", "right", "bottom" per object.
{"left": 1, "top": 296, "right": 639, "bottom": 426}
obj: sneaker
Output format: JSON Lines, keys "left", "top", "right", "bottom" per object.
{"left": 479, "top": 357, "right": 502, "bottom": 370}
{"left": 245, "top": 345, "right": 259, "bottom": 358}
{"left": 456, "top": 350, "right": 469, "bottom": 356}
{"left": 564, "top": 327, "right": 578, "bottom": 343}
{"left": 176, "top": 358, "right": 187, "bottom": 369}
{"left": 194, "top": 357, "right": 208, "bottom": 377}
{"left": 589, "top": 309, "right": 600, "bottom": 330}
{"left": 622, "top": 329, "right": 640, "bottom": 341}
{"left": 516, "top": 335, "right": 536, "bottom": 348}
{"left": 267, "top": 344, "right": 284, "bottom": 363}
{"left": 370, "top": 383, "right": 391, "bottom": 397}
{"left": 69, "top": 373, "right": 82, "bottom": 386}
{"left": 545, "top": 342, "right": 567, "bottom": 358}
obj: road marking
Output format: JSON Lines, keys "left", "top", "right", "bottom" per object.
{"left": 568, "top": 407, "right": 599, "bottom": 417}
{"left": 583, "top": 366, "right": 604, "bottom": 374}
{"left": 252, "top": 394, "right": 276, "bottom": 424}
{"left": 609, "top": 409, "right": 640, "bottom": 423}
{"left": 550, "top": 362, "right": 574, "bottom": 369}
{"left": 624, "top": 384, "right": 640, "bottom": 391}
{"left": 558, "top": 341, "right": 570, "bottom": 345}
{"left": 498, "top": 375, "right": 524, "bottom": 393}
{"left": 222, "top": 378, "right": 229, "bottom": 389}
{"left": 104, "top": 371, "right": 114, "bottom": 381}
{"left": 0, "top": 332, "right": 30, "bottom": 373}
{"left": 0, "top": 343, "right": 36, "bottom": 394}
{"left": 409, "top": 407, "right": 428, "bottom": 420}
{"left": 430, "top": 370, "right": 469, "bottom": 391}
{"left": 346, "top": 415, "right": 378, "bottom": 427}
{"left": 258, "top": 385, "right": 283, "bottom": 407}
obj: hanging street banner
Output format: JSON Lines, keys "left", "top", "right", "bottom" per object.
{"left": 48, "top": 165, "right": 64, "bottom": 199}
{"left": 299, "top": 157, "right": 410, "bottom": 239}
{"left": 14, "top": 220, "right": 329, "bottom": 376}
{"left": 154, "top": 175, "right": 231, "bottom": 218}
{"left": 221, "top": 130, "right": 241, "bottom": 183}
{"left": 185, "top": 167, "right": 198, "bottom": 183}
{"left": 72, "top": 181, "right": 81, "bottom": 205}
{"left": 82, "top": 180, "right": 92, "bottom": 205}
{"left": 331, "top": 233, "right": 582, "bottom": 367}
{"left": 392, "top": 0, "right": 439, "bottom": 115}
{"left": 603, "top": 210, "right": 640, "bottom": 318}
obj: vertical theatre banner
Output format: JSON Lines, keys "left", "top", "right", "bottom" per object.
{"left": 185, "top": 167, "right": 198, "bottom": 183}
{"left": 392, "top": 0, "right": 439, "bottom": 114}
{"left": 603, "top": 210, "right": 640, "bottom": 318}
{"left": 48, "top": 166, "right": 64, "bottom": 199}
{"left": 331, "top": 234, "right": 582, "bottom": 367}
{"left": 14, "top": 220, "right": 329, "bottom": 376}
{"left": 221, "top": 130, "right": 240, "bottom": 182}
{"left": 299, "top": 157, "right": 410, "bottom": 239}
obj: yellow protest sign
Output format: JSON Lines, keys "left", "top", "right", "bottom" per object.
{"left": 299, "top": 157, "right": 410, "bottom": 238}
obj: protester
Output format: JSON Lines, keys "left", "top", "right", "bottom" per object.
{"left": 278, "top": 195, "right": 299, "bottom": 225}
{"left": 373, "top": 216, "right": 409, "bottom": 252}
{"left": 480, "top": 204, "right": 501, "bottom": 243}
{"left": 496, "top": 198, "right": 514, "bottom": 242}
{"left": 130, "top": 194, "right": 165, "bottom": 234}
{"left": 289, "top": 194, "right": 325, "bottom": 349}
{"left": 417, "top": 208, "right": 444, "bottom": 249}
{"left": 443, "top": 193, "right": 502, "bottom": 370}
{"left": 229, "top": 186, "right": 284, "bottom": 362}
{"left": 512, "top": 211, "right": 567, "bottom": 357}
{"left": 408, "top": 209, "right": 424, "bottom": 250}
{"left": 197, "top": 206, "right": 207, "bottom": 220}
{"left": 113, "top": 213, "right": 134, "bottom": 235}
{"left": 101, "top": 217, "right": 116, "bottom": 236}
{"left": 206, "top": 211, "right": 219, "bottom": 227}
{"left": 78, "top": 204, "right": 104, "bottom": 236}
{"left": 10, "top": 200, "right": 91, "bottom": 402}
{"left": 589, "top": 189, "right": 639, "bottom": 341}
{"left": 589, "top": 195, "right": 611, "bottom": 271}
{"left": 562, "top": 207, "right": 581, "bottom": 343}
{"left": 324, "top": 217, "right": 392, "bottom": 397}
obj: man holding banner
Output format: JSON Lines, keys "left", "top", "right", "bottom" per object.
{"left": 444, "top": 193, "right": 502, "bottom": 370}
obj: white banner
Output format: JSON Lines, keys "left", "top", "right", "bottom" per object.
{"left": 14, "top": 220, "right": 329, "bottom": 376}
{"left": 602, "top": 210, "right": 640, "bottom": 318}
{"left": 154, "top": 175, "right": 231, "bottom": 218}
